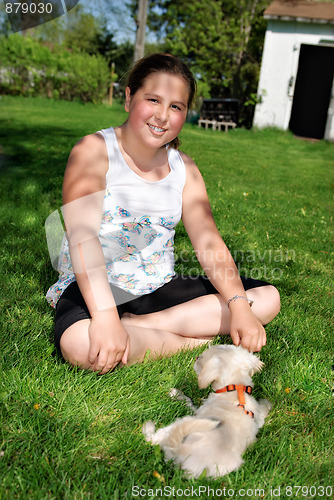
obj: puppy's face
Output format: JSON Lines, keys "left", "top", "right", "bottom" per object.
{"left": 194, "top": 345, "right": 264, "bottom": 389}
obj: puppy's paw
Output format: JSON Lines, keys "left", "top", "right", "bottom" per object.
{"left": 256, "top": 399, "right": 272, "bottom": 426}
{"left": 169, "top": 388, "right": 184, "bottom": 399}
{"left": 142, "top": 420, "right": 156, "bottom": 441}
{"left": 169, "top": 388, "right": 196, "bottom": 411}
{"left": 260, "top": 398, "right": 272, "bottom": 413}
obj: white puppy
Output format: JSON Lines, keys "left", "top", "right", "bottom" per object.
{"left": 143, "top": 344, "right": 271, "bottom": 478}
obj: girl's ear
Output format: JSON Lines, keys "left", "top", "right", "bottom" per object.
{"left": 125, "top": 87, "right": 131, "bottom": 112}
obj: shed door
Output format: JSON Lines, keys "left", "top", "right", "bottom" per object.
{"left": 289, "top": 44, "right": 334, "bottom": 140}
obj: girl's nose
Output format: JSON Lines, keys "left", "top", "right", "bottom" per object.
{"left": 156, "top": 106, "right": 168, "bottom": 124}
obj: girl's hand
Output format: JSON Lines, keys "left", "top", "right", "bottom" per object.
{"left": 88, "top": 312, "right": 130, "bottom": 374}
{"left": 229, "top": 303, "right": 266, "bottom": 353}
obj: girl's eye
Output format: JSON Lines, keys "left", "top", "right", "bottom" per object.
{"left": 171, "top": 104, "right": 182, "bottom": 111}
{"left": 148, "top": 98, "right": 158, "bottom": 103}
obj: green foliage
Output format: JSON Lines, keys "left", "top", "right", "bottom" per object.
{"left": 30, "top": 4, "right": 109, "bottom": 56}
{"left": 28, "top": 4, "right": 131, "bottom": 75}
{"left": 0, "top": 34, "right": 110, "bottom": 103}
{"left": 62, "top": 6, "right": 105, "bottom": 54}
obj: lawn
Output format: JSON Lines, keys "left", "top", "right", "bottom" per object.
{"left": 0, "top": 96, "right": 333, "bottom": 499}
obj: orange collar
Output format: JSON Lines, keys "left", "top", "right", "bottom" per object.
{"left": 215, "top": 384, "right": 254, "bottom": 418}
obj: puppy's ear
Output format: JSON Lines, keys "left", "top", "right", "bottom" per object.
{"left": 197, "top": 357, "right": 222, "bottom": 389}
{"left": 249, "top": 354, "right": 264, "bottom": 375}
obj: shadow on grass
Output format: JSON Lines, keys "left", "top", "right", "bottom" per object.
{"left": 0, "top": 121, "right": 78, "bottom": 350}
{"left": 0, "top": 119, "right": 76, "bottom": 183}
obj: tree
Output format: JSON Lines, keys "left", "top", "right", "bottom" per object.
{"left": 134, "top": 0, "right": 149, "bottom": 61}
{"left": 29, "top": 4, "right": 134, "bottom": 94}
{"left": 63, "top": 6, "right": 104, "bottom": 54}
{"left": 30, "top": 4, "right": 104, "bottom": 53}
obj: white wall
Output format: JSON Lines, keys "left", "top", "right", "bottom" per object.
{"left": 253, "top": 19, "right": 334, "bottom": 140}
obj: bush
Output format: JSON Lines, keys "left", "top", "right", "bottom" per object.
{"left": 0, "top": 34, "right": 110, "bottom": 103}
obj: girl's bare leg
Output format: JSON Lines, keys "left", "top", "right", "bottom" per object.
{"left": 122, "top": 285, "right": 280, "bottom": 337}
{"left": 59, "top": 285, "right": 280, "bottom": 371}
{"left": 60, "top": 319, "right": 212, "bottom": 370}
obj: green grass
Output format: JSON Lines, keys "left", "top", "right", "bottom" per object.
{"left": 0, "top": 96, "right": 333, "bottom": 499}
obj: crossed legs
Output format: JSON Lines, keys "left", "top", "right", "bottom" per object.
{"left": 122, "top": 285, "right": 280, "bottom": 337}
{"left": 59, "top": 285, "right": 280, "bottom": 371}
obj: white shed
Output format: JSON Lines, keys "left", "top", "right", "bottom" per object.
{"left": 253, "top": 0, "right": 334, "bottom": 141}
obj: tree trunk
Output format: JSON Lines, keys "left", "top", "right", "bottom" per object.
{"left": 134, "top": 0, "right": 148, "bottom": 62}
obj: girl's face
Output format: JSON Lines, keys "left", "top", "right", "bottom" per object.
{"left": 124, "top": 72, "right": 189, "bottom": 149}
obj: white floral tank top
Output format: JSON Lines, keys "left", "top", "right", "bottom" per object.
{"left": 46, "top": 127, "right": 186, "bottom": 308}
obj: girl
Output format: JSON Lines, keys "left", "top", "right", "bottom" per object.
{"left": 46, "top": 53, "right": 280, "bottom": 374}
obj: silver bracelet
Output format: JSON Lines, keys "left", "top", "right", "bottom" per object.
{"left": 227, "top": 295, "right": 254, "bottom": 308}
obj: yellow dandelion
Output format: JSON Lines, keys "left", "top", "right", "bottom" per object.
{"left": 34, "top": 403, "right": 40, "bottom": 410}
{"left": 285, "top": 388, "right": 291, "bottom": 394}
{"left": 153, "top": 471, "right": 165, "bottom": 484}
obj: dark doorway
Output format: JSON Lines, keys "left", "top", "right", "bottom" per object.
{"left": 289, "top": 44, "right": 334, "bottom": 140}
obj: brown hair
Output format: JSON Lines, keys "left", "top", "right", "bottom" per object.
{"left": 126, "top": 53, "right": 197, "bottom": 149}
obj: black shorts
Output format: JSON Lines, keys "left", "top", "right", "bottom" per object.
{"left": 54, "top": 274, "right": 271, "bottom": 357}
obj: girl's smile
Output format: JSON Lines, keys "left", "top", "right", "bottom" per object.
{"left": 147, "top": 124, "right": 167, "bottom": 134}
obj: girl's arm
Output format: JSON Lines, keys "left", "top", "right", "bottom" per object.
{"left": 181, "top": 153, "right": 266, "bottom": 352}
{"left": 62, "top": 134, "right": 129, "bottom": 372}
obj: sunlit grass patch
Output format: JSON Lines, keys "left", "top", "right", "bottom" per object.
{"left": 0, "top": 96, "right": 333, "bottom": 498}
